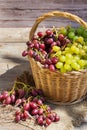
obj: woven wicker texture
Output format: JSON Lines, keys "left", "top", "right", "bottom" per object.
{"left": 28, "top": 11, "right": 87, "bottom": 103}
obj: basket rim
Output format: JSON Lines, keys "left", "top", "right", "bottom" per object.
{"left": 28, "top": 56, "right": 87, "bottom": 76}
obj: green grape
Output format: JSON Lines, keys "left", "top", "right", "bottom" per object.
{"left": 60, "top": 67, "right": 66, "bottom": 73}
{"left": 68, "top": 32, "right": 75, "bottom": 39}
{"left": 73, "top": 42, "right": 78, "bottom": 46}
{"left": 60, "top": 55, "right": 66, "bottom": 62}
{"left": 79, "top": 49, "right": 85, "bottom": 56}
{"left": 55, "top": 50, "right": 62, "bottom": 57}
{"left": 71, "top": 45, "right": 79, "bottom": 54}
{"left": 73, "top": 36, "right": 78, "bottom": 42}
{"left": 64, "top": 64, "right": 72, "bottom": 71}
{"left": 65, "top": 59, "right": 72, "bottom": 64}
{"left": 83, "top": 30, "right": 87, "bottom": 38}
{"left": 56, "top": 62, "right": 63, "bottom": 69}
{"left": 78, "top": 44, "right": 83, "bottom": 49}
{"left": 75, "top": 47, "right": 80, "bottom": 54}
{"left": 78, "top": 59, "right": 86, "bottom": 67}
{"left": 71, "top": 62, "right": 80, "bottom": 70}
{"left": 64, "top": 47, "right": 71, "bottom": 53}
{"left": 59, "top": 27, "right": 67, "bottom": 36}
{"left": 68, "top": 27, "right": 76, "bottom": 33}
{"left": 77, "top": 36, "right": 84, "bottom": 44}
{"left": 83, "top": 46, "right": 87, "bottom": 52}
{"left": 52, "top": 46, "right": 60, "bottom": 52}
{"left": 73, "top": 55, "right": 80, "bottom": 61}
{"left": 65, "top": 53, "right": 73, "bottom": 59}
{"left": 76, "top": 26, "right": 85, "bottom": 35}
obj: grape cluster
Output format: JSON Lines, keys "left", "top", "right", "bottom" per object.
{"left": 0, "top": 82, "right": 60, "bottom": 127}
{"left": 22, "top": 26, "right": 87, "bottom": 73}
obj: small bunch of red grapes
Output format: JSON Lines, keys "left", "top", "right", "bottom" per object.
{"left": 22, "top": 26, "right": 87, "bottom": 73}
{"left": 0, "top": 82, "right": 60, "bottom": 127}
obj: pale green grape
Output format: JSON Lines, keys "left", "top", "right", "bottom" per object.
{"left": 65, "top": 59, "right": 72, "bottom": 64}
{"left": 79, "top": 49, "right": 85, "bottom": 56}
{"left": 60, "top": 55, "right": 66, "bottom": 62}
{"left": 78, "top": 59, "right": 86, "bottom": 67}
{"left": 78, "top": 44, "right": 83, "bottom": 49}
{"left": 55, "top": 51, "right": 62, "bottom": 57}
{"left": 60, "top": 67, "right": 66, "bottom": 73}
{"left": 73, "top": 36, "right": 78, "bottom": 42}
{"left": 71, "top": 62, "right": 80, "bottom": 70}
{"left": 59, "top": 27, "right": 67, "bottom": 36}
{"left": 56, "top": 62, "right": 63, "bottom": 69}
{"left": 64, "top": 64, "right": 72, "bottom": 71}
{"left": 71, "top": 45, "right": 80, "bottom": 54}
{"left": 65, "top": 53, "right": 73, "bottom": 59}
{"left": 77, "top": 36, "right": 84, "bottom": 44}
{"left": 73, "top": 55, "right": 80, "bottom": 61}
{"left": 68, "top": 32, "right": 75, "bottom": 39}
{"left": 52, "top": 46, "right": 60, "bottom": 52}
{"left": 83, "top": 46, "right": 87, "bottom": 52}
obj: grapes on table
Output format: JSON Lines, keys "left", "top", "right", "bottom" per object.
{"left": 0, "top": 81, "right": 60, "bottom": 127}
{"left": 22, "top": 26, "right": 87, "bottom": 73}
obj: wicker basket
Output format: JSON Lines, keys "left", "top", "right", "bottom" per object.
{"left": 28, "top": 11, "right": 87, "bottom": 103}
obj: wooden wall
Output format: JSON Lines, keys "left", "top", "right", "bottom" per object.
{"left": 0, "top": 0, "right": 87, "bottom": 27}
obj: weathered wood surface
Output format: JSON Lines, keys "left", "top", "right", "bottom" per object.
{"left": 0, "top": 0, "right": 87, "bottom": 27}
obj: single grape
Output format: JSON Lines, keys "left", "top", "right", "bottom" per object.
{"left": 37, "top": 116, "right": 44, "bottom": 125}
{"left": 30, "top": 102, "right": 37, "bottom": 109}
{"left": 56, "top": 62, "right": 63, "bottom": 69}
{"left": 11, "top": 94, "right": 15, "bottom": 103}
{"left": 68, "top": 32, "right": 75, "bottom": 39}
{"left": 38, "top": 109, "right": 43, "bottom": 115}
{"left": 52, "top": 46, "right": 60, "bottom": 52}
{"left": 71, "top": 62, "right": 80, "bottom": 70}
{"left": 37, "top": 32, "right": 44, "bottom": 37}
{"left": 49, "top": 64, "right": 55, "bottom": 71}
{"left": 78, "top": 59, "right": 86, "bottom": 67}
{"left": 23, "top": 103, "right": 30, "bottom": 111}
{"left": 64, "top": 64, "right": 72, "bottom": 71}
{"left": 51, "top": 57, "right": 58, "bottom": 64}
{"left": 46, "top": 29, "right": 53, "bottom": 36}
{"left": 47, "top": 38, "right": 53, "bottom": 44}
{"left": 15, "top": 115, "right": 21, "bottom": 123}
{"left": 58, "top": 34, "right": 65, "bottom": 41}
{"left": 77, "top": 36, "right": 84, "bottom": 44}
{"left": 22, "top": 50, "right": 28, "bottom": 57}
{"left": 59, "top": 27, "right": 67, "bottom": 35}
{"left": 60, "top": 55, "right": 66, "bottom": 62}
{"left": 46, "top": 118, "right": 52, "bottom": 125}
{"left": 31, "top": 108, "right": 39, "bottom": 115}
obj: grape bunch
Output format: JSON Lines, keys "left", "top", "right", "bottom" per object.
{"left": 0, "top": 82, "right": 60, "bottom": 127}
{"left": 22, "top": 26, "right": 87, "bottom": 73}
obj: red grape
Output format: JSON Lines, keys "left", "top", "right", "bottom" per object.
{"left": 49, "top": 64, "right": 55, "bottom": 71}
{"left": 23, "top": 103, "right": 30, "bottom": 111}
{"left": 37, "top": 32, "right": 44, "bottom": 37}
{"left": 46, "top": 118, "right": 52, "bottom": 125}
{"left": 22, "top": 50, "right": 28, "bottom": 57}
{"left": 31, "top": 108, "right": 39, "bottom": 115}
{"left": 46, "top": 29, "right": 53, "bottom": 36}
{"left": 37, "top": 116, "right": 44, "bottom": 125}
{"left": 30, "top": 102, "right": 37, "bottom": 109}
{"left": 15, "top": 115, "right": 21, "bottom": 123}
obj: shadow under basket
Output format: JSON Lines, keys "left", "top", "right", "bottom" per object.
{"left": 28, "top": 11, "right": 87, "bottom": 104}
{"left": 29, "top": 56, "right": 87, "bottom": 103}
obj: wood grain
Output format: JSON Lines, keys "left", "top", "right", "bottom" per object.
{"left": 0, "top": 0, "right": 87, "bottom": 27}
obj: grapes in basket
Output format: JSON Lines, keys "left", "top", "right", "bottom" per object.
{"left": 22, "top": 26, "right": 87, "bottom": 73}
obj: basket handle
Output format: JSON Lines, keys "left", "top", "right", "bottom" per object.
{"left": 29, "top": 11, "right": 87, "bottom": 40}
